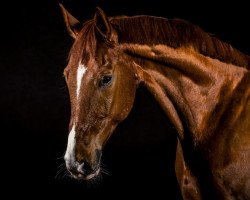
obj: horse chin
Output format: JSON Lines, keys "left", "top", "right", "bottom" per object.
{"left": 72, "top": 167, "right": 101, "bottom": 181}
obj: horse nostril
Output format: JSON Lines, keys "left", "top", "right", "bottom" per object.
{"left": 77, "top": 161, "right": 92, "bottom": 174}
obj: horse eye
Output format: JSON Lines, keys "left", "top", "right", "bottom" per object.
{"left": 99, "top": 75, "right": 113, "bottom": 88}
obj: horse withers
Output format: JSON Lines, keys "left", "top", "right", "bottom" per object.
{"left": 59, "top": 4, "right": 250, "bottom": 199}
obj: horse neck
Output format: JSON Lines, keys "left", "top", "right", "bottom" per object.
{"left": 124, "top": 44, "right": 248, "bottom": 145}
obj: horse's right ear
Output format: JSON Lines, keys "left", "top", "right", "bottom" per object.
{"left": 94, "top": 7, "right": 118, "bottom": 45}
{"left": 59, "top": 3, "right": 81, "bottom": 39}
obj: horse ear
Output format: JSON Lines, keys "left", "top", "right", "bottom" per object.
{"left": 59, "top": 3, "right": 81, "bottom": 39}
{"left": 132, "top": 62, "right": 144, "bottom": 86}
{"left": 94, "top": 7, "right": 117, "bottom": 44}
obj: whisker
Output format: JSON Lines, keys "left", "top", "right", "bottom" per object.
{"left": 100, "top": 163, "right": 111, "bottom": 177}
{"left": 55, "top": 168, "right": 66, "bottom": 179}
{"left": 56, "top": 162, "right": 65, "bottom": 169}
{"left": 55, "top": 161, "right": 69, "bottom": 180}
{"left": 57, "top": 166, "right": 66, "bottom": 174}
{"left": 100, "top": 168, "right": 110, "bottom": 176}
{"left": 96, "top": 173, "right": 103, "bottom": 186}
{"left": 55, "top": 155, "right": 64, "bottom": 161}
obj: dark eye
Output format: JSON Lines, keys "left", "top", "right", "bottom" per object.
{"left": 99, "top": 75, "right": 113, "bottom": 88}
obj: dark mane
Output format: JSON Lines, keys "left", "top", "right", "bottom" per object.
{"left": 72, "top": 15, "right": 250, "bottom": 68}
{"left": 111, "top": 15, "right": 249, "bottom": 68}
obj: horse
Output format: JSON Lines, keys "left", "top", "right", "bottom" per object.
{"left": 59, "top": 4, "right": 250, "bottom": 199}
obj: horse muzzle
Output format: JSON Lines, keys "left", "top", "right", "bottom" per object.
{"left": 65, "top": 159, "right": 100, "bottom": 180}
{"left": 65, "top": 150, "right": 102, "bottom": 180}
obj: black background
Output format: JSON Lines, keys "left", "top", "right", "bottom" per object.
{"left": 1, "top": 0, "right": 249, "bottom": 199}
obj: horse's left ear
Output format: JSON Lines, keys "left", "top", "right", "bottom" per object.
{"left": 94, "top": 7, "right": 118, "bottom": 45}
{"left": 59, "top": 3, "right": 81, "bottom": 39}
{"left": 132, "top": 62, "right": 145, "bottom": 86}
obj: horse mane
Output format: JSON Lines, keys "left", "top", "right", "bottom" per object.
{"left": 111, "top": 15, "right": 249, "bottom": 68}
{"left": 72, "top": 15, "right": 250, "bottom": 68}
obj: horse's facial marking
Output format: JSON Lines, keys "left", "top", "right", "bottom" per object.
{"left": 64, "top": 125, "right": 76, "bottom": 164}
{"left": 76, "top": 63, "right": 87, "bottom": 99}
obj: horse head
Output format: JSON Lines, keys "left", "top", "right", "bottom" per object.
{"left": 60, "top": 4, "right": 140, "bottom": 180}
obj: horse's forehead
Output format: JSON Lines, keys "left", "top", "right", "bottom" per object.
{"left": 70, "top": 42, "right": 120, "bottom": 72}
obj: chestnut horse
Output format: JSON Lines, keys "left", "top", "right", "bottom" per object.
{"left": 59, "top": 4, "right": 250, "bottom": 199}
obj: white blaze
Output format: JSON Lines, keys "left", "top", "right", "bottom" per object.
{"left": 76, "top": 63, "right": 87, "bottom": 99}
{"left": 65, "top": 63, "right": 86, "bottom": 163}
{"left": 64, "top": 125, "right": 76, "bottom": 161}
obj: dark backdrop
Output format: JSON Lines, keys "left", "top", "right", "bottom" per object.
{"left": 1, "top": 0, "right": 249, "bottom": 199}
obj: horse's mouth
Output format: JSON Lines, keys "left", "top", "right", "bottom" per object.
{"left": 72, "top": 167, "right": 100, "bottom": 180}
